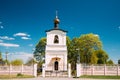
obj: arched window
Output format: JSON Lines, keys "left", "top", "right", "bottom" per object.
{"left": 54, "top": 35, "right": 59, "bottom": 43}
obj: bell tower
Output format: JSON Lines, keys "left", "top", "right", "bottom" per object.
{"left": 45, "top": 12, "right": 67, "bottom": 71}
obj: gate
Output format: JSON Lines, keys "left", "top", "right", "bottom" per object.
{"left": 42, "top": 64, "right": 71, "bottom": 77}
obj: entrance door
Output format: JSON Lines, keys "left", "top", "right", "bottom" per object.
{"left": 54, "top": 61, "right": 58, "bottom": 70}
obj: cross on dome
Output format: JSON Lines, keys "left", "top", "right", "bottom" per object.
{"left": 54, "top": 11, "right": 60, "bottom": 29}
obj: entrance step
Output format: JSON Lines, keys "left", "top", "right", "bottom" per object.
{"left": 45, "top": 71, "right": 68, "bottom": 77}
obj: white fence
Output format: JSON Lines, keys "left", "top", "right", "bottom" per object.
{"left": 77, "top": 64, "right": 120, "bottom": 76}
{"left": 0, "top": 64, "right": 37, "bottom": 77}
{"left": 81, "top": 65, "right": 120, "bottom": 75}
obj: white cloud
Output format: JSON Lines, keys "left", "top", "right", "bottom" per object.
{"left": 0, "top": 39, "right": 3, "bottom": 43}
{"left": 94, "top": 34, "right": 99, "bottom": 37}
{"left": 28, "top": 44, "right": 33, "bottom": 47}
{"left": 14, "top": 32, "right": 30, "bottom": 37}
{"left": 13, "top": 32, "right": 31, "bottom": 40}
{"left": 0, "top": 26, "right": 3, "bottom": 29}
{"left": 0, "top": 43, "right": 19, "bottom": 47}
{"left": 21, "top": 37, "right": 31, "bottom": 40}
{"left": 15, "top": 52, "right": 33, "bottom": 57}
{"left": 0, "top": 36, "right": 15, "bottom": 40}
{"left": 118, "top": 26, "right": 120, "bottom": 30}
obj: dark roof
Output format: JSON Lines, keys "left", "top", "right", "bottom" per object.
{"left": 45, "top": 29, "right": 68, "bottom": 33}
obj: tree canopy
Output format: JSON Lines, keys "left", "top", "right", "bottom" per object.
{"left": 67, "top": 33, "right": 106, "bottom": 64}
{"left": 34, "top": 38, "right": 46, "bottom": 61}
{"left": 11, "top": 59, "right": 23, "bottom": 66}
{"left": 78, "top": 34, "right": 102, "bottom": 63}
{"left": 94, "top": 50, "right": 109, "bottom": 64}
{"left": 107, "top": 59, "right": 114, "bottom": 65}
{"left": 0, "top": 52, "right": 2, "bottom": 59}
{"left": 118, "top": 59, "right": 120, "bottom": 64}
{"left": 33, "top": 38, "right": 46, "bottom": 68}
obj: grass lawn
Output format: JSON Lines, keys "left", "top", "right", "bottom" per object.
{"left": 0, "top": 75, "right": 34, "bottom": 79}
{"left": 79, "top": 75, "right": 120, "bottom": 79}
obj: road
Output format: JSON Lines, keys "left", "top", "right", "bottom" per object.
{"left": 1, "top": 77, "right": 119, "bottom": 80}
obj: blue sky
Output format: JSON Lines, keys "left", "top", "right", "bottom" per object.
{"left": 0, "top": 0, "right": 120, "bottom": 63}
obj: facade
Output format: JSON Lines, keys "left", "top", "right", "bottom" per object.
{"left": 45, "top": 13, "right": 67, "bottom": 71}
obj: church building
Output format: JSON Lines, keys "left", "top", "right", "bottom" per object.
{"left": 45, "top": 12, "right": 68, "bottom": 72}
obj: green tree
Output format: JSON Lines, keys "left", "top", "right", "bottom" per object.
{"left": 34, "top": 38, "right": 46, "bottom": 61}
{"left": 118, "top": 59, "right": 120, "bottom": 64}
{"left": 67, "top": 37, "right": 78, "bottom": 69}
{"left": 25, "top": 58, "right": 36, "bottom": 65}
{"left": 66, "top": 36, "right": 71, "bottom": 63}
{"left": 11, "top": 59, "right": 23, "bottom": 66}
{"left": 78, "top": 33, "right": 102, "bottom": 64}
{"left": 67, "top": 37, "right": 79, "bottom": 75}
{"left": 34, "top": 38, "right": 46, "bottom": 68}
{"left": 107, "top": 59, "right": 114, "bottom": 65}
{"left": 0, "top": 52, "right": 2, "bottom": 59}
{"left": 90, "top": 52, "right": 98, "bottom": 64}
{"left": 0, "top": 52, "right": 9, "bottom": 65}
{"left": 95, "top": 50, "right": 109, "bottom": 64}
{"left": 0, "top": 52, "right": 5, "bottom": 65}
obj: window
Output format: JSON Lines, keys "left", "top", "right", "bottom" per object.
{"left": 54, "top": 35, "right": 59, "bottom": 43}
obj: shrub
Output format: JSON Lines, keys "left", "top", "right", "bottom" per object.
{"left": 17, "top": 73, "right": 23, "bottom": 77}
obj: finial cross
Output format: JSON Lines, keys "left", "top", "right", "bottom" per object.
{"left": 56, "top": 10, "right": 58, "bottom": 18}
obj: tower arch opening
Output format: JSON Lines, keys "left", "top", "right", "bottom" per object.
{"left": 54, "top": 35, "right": 59, "bottom": 43}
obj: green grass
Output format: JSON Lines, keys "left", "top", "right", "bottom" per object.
{"left": 0, "top": 75, "right": 34, "bottom": 79}
{"left": 80, "top": 75, "right": 120, "bottom": 79}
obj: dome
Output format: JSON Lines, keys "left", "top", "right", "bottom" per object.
{"left": 54, "top": 18, "right": 60, "bottom": 24}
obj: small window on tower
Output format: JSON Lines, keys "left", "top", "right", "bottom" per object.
{"left": 54, "top": 35, "right": 59, "bottom": 43}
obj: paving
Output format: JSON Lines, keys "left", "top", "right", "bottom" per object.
{"left": 1, "top": 77, "right": 120, "bottom": 80}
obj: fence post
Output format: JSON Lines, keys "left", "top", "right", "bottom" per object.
{"left": 42, "top": 63, "right": 45, "bottom": 77}
{"left": 117, "top": 65, "right": 119, "bottom": 76}
{"left": 76, "top": 63, "right": 81, "bottom": 77}
{"left": 21, "top": 64, "right": 23, "bottom": 74}
{"left": 104, "top": 64, "right": 106, "bottom": 76}
{"left": 9, "top": 64, "right": 12, "bottom": 76}
{"left": 33, "top": 63, "right": 37, "bottom": 77}
{"left": 68, "top": 63, "right": 71, "bottom": 78}
{"left": 91, "top": 64, "right": 94, "bottom": 75}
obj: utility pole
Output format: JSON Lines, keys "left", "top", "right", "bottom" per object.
{"left": 6, "top": 52, "right": 8, "bottom": 65}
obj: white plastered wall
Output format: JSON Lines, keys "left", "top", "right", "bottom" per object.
{"left": 45, "top": 30, "right": 67, "bottom": 71}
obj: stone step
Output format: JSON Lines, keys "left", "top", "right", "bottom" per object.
{"left": 45, "top": 71, "right": 68, "bottom": 77}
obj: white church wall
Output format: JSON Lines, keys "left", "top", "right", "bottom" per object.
{"left": 45, "top": 52, "right": 67, "bottom": 71}
{"left": 47, "top": 30, "right": 66, "bottom": 45}
{"left": 46, "top": 45, "right": 67, "bottom": 51}
{"left": 45, "top": 29, "right": 67, "bottom": 71}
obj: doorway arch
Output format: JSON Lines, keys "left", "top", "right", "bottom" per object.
{"left": 54, "top": 61, "right": 58, "bottom": 70}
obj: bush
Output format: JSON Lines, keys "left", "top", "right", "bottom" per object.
{"left": 11, "top": 59, "right": 23, "bottom": 66}
{"left": 17, "top": 73, "right": 23, "bottom": 77}
{"left": 72, "top": 70, "right": 76, "bottom": 76}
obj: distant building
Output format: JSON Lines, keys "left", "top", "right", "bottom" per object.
{"left": 45, "top": 12, "right": 67, "bottom": 71}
